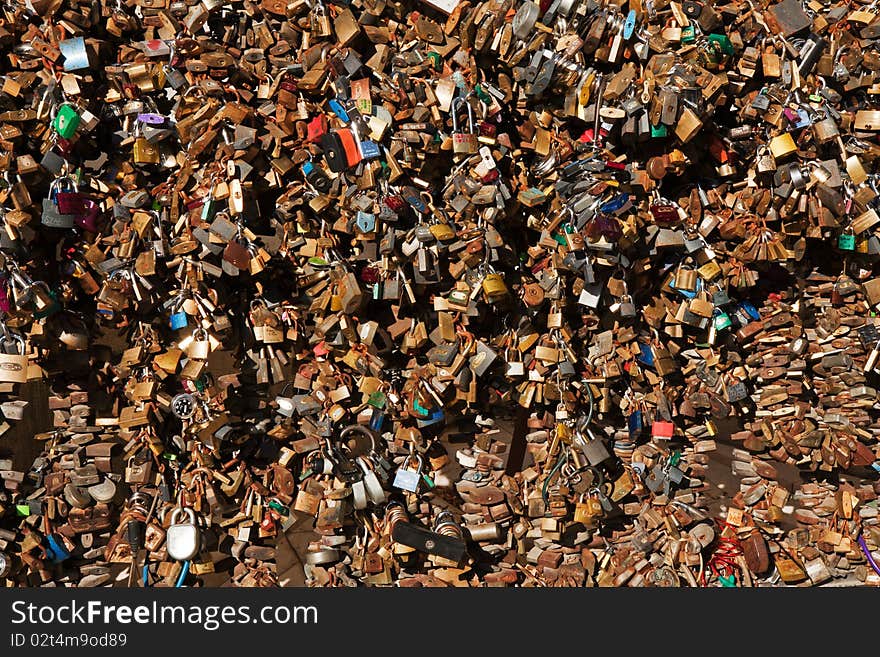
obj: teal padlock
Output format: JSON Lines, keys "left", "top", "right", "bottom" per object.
{"left": 713, "top": 310, "right": 733, "bottom": 331}
{"left": 52, "top": 103, "right": 81, "bottom": 139}
{"left": 838, "top": 229, "right": 855, "bottom": 251}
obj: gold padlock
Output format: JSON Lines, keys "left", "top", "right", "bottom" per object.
{"left": 768, "top": 133, "right": 797, "bottom": 160}
{"left": 482, "top": 272, "right": 508, "bottom": 301}
{"left": 133, "top": 136, "right": 160, "bottom": 164}
{"left": 574, "top": 495, "right": 603, "bottom": 526}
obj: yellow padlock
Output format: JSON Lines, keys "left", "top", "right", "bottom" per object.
{"left": 429, "top": 223, "right": 455, "bottom": 241}
{"left": 768, "top": 133, "right": 796, "bottom": 160}
{"left": 482, "top": 272, "right": 508, "bottom": 301}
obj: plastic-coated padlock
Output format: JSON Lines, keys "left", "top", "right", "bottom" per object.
{"left": 170, "top": 310, "right": 188, "bottom": 329}
{"left": 52, "top": 103, "right": 80, "bottom": 139}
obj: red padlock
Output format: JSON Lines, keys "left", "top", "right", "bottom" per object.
{"left": 652, "top": 420, "right": 675, "bottom": 439}
{"left": 307, "top": 115, "right": 328, "bottom": 142}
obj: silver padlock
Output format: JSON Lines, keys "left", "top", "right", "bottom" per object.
{"left": 166, "top": 507, "right": 200, "bottom": 561}
{"left": 392, "top": 454, "right": 423, "bottom": 493}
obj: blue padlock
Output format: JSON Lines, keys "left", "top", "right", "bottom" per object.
{"left": 356, "top": 211, "right": 376, "bottom": 233}
{"left": 623, "top": 9, "right": 636, "bottom": 40}
{"left": 739, "top": 300, "right": 760, "bottom": 321}
{"left": 600, "top": 193, "right": 629, "bottom": 214}
{"left": 403, "top": 190, "right": 427, "bottom": 214}
{"left": 416, "top": 407, "right": 444, "bottom": 428}
{"left": 369, "top": 408, "right": 384, "bottom": 432}
{"left": 359, "top": 138, "right": 381, "bottom": 160}
{"left": 628, "top": 409, "right": 643, "bottom": 437}
{"left": 45, "top": 535, "right": 71, "bottom": 563}
{"left": 328, "top": 99, "right": 350, "bottom": 123}
{"left": 170, "top": 310, "right": 188, "bottom": 330}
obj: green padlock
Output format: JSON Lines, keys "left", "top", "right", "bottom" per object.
{"left": 838, "top": 228, "right": 856, "bottom": 251}
{"left": 52, "top": 103, "right": 81, "bottom": 139}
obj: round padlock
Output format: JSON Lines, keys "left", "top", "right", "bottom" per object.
{"left": 689, "top": 523, "right": 715, "bottom": 549}
{"left": 88, "top": 478, "right": 117, "bottom": 503}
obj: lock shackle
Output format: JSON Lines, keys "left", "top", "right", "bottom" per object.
{"left": 2, "top": 332, "right": 25, "bottom": 355}
{"left": 339, "top": 423, "right": 376, "bottom": 453}
{"left": 50, "top": 100, "right": 75, "bottom": 121}
{"left": 182, "top": 84, "right": 206, "bottom": 98}
{"left": 450, "top": 96, "right": 475, "bottom": 133}
{"left": 49, "top": 175, "right": 77, "bottom": 195}
{"left": 169, "top": 506, "right": 196, "bottom": 526}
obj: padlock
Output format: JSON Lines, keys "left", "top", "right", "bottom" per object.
{"left": 166, "top": 507, "right": 201, "bottom": 561}
{"left": 187, "top": 328, "right": 210, "bottom": 360}
{"left": 133, "top": 136, "right": 160, "bottom": 165}
{"left": 618, "top": 294, "right": 636, "bottom": 318}
{"left": 223, "top": 236, "right": 252, "bottom": 269}
{"left": 574, "top": 493, "right": 603, "bottom": 526}
{"left": 392, "top": 454, "right": 423, "bottom": 493}
{"left": 838, "top": 226, "right": 856, "bottom": 251}
{"left": 482, "top": 270, "right": 508, "bottom": 302}
{"left": 125, "top": 454, "right": 152, "bottom": 484}
{"left": 451, "top": 96, "right": 478, "bottom": 154}
{"left": 0, "top": 334, "right": 28, "bottom": 384}
{"left": 761, "top": 38, "right": 781, "bottom": 78}
{"left": 52, "top": 102, "right": 81, "bottom": 139}
{"left": 311, "top": 1, "right": 332, "bottom": 37}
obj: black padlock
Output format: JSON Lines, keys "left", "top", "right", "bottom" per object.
{"left": 305, "top": 163, "right": 332, "bottom": 193}
{"left": 320, "top": 131, "right": 349, "bottom": 173}
{"left": 391, "top": 521, "right": 467, "bottom": 564}
{"left": 682, "top": 1, "right": 703, "bottom": 18}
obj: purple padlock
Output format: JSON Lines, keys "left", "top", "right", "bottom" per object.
{"left": 137, "top": 113, "right": 166, "bottom": 125}
{"left": 0, "top": 279, "right": 9, "bottom": 313}
{"left": 75, "top": 199, "right": 100, "bottom": 232}
{"left": 55, "top": 191, "right": 87, "bottom": 216}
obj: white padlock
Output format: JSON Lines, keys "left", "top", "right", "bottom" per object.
{"left": 166, "top": 507, "right": 200, "bottom": 561}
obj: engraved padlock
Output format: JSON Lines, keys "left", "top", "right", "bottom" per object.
{"left": 451, "top": 96, "right": 478, "bottom": 155}
{"left": 393, "top": 454, "right": 424, "bottom": 493}
{"left": 0, "top": 333, "right": 28, "bottom": 384}
{"left": 42, "top": 177, "right": 78, "bottom": 228}
{"left": 812, "top": 115, "right": 839, "bottom": 144}
{"left": 166, "top": 507, "right": 200, "bottom": 561}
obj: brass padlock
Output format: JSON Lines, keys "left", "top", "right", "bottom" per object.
{"left": 125, "top": 454, "right": 152, "bottom": 485}
{"left": 482, "top": 271, "right": 508, "bottom": 301}
{"left": 187, "top": 328, "right": 210, "bottom": 360}
{"left": 133, "top": 136, "right": 160, "bottom": 165}
{"left": 761, "top": 38, "right": 781, "bottom": 78}
{"left": 768, "top": 133, "right": 797, "bottom": 161}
